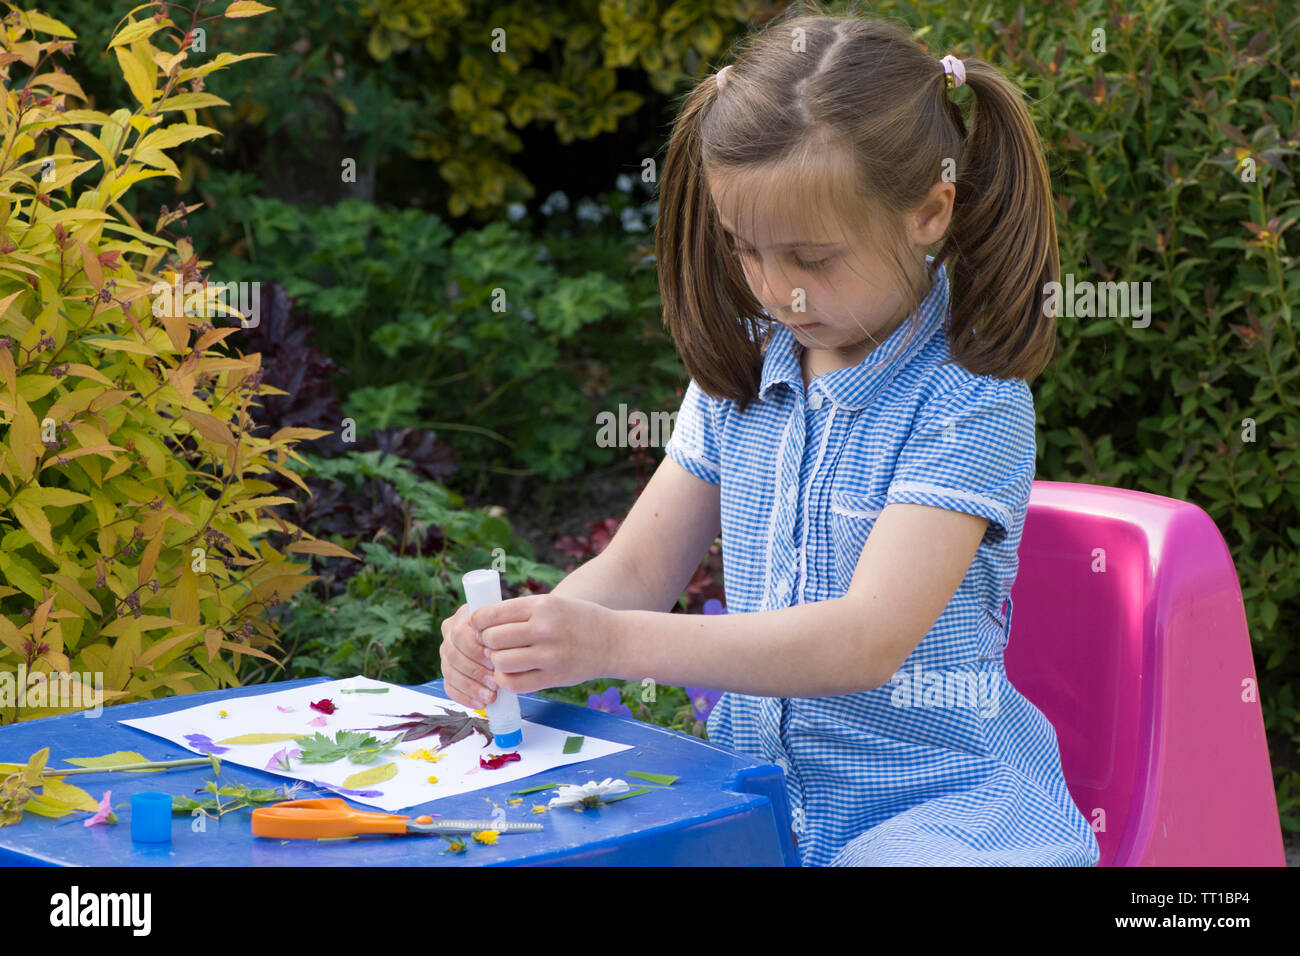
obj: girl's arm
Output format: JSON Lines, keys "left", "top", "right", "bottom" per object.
{"left": 602, "top": 501, "right": 989, "bottom": 697}
{"left": 442, "top": 455, "right": 721, "bottom": 709}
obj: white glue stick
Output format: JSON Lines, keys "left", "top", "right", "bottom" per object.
{"left": 460, "top": 568, "right": 523, "bottom": 749}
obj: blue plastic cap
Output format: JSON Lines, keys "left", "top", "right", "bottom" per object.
{"left": 493, "top": 728, "right": 522, "bottom": 749}
{"left": 130, "top": 791, "right": 173, "bottom": 843}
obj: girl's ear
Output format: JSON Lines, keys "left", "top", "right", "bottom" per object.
{"left": 908, "top": 180, "right": 955, "bottom": 248}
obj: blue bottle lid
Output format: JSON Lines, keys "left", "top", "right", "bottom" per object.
{"left": 130, "top": 791, "right": 173, "bottom": 843}
{"left": 493, "top": 728, "right": 522, "bottom": 749}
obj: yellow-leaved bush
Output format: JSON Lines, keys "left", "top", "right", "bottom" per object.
{"left": 0, "top": 3, "right": 345, "bottom": 722}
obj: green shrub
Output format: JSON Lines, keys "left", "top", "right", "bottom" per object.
{"left": 0, "top": 2, "right": 329, "bottom": 721}
{"left": 199, "top": 194, "right": 677, "bottom": 489}
{"left": 273, "top": 449, "right": 565, "bottom": 683}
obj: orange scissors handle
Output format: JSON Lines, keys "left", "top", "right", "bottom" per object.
{"left": 251, "top": 798, "right": 411, "bottom": 839}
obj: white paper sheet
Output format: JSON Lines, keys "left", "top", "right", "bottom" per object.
{"left": 120, "top": 675, "right": 633, "bottom": 812}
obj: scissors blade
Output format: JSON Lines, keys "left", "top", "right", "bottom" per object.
{"left": 407, "top": 818, "right": 544, "bottom": 835}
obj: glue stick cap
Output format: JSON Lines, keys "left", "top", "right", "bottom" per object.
{"left": 130, "top": 791, "right": 172, "bottom": 843}
{"left": 493, "top": 728, "right": 523, "bottom": 749}
{"left": 462, "top": 568, "right": 503, "bottom": 612}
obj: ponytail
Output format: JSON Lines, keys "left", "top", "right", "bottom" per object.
{"left": 934, "top": 58, "right": 1059, "bottom": 381}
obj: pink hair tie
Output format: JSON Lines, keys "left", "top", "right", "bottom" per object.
{"left": 716, "top": 64, "right": 733, "bottom": 91}
{"left": 940, "top": 54, "right": 966, "bottom": 90}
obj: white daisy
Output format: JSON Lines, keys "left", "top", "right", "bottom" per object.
{"left": 547, "top": 777, "right": 630, "bottom": 810}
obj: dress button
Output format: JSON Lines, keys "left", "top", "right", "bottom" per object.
{"left": 808, "top": 391, "right": 823, "bottom": 409}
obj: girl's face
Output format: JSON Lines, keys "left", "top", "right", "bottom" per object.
{"left": 708, "top": 162, "right": 942, "bottom": 367}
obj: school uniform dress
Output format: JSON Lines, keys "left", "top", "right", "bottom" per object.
{"left": 663, "top": 261, "right": 1100, "bottom": 866}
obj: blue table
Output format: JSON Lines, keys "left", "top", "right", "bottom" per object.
{"left": 0, "top": 677, "right": 799, "bottom": 866}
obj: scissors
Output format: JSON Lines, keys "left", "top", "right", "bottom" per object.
{"left": 250, "top": 798, "right": 545, "bottom": 840}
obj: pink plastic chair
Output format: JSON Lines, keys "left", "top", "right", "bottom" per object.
{"left": 1004, "top": 480, "right": 1286, "bottom": 866}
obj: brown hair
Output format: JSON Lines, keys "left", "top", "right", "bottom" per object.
{"left": 656, "top": 2, "right": 1059, "bottom": 410}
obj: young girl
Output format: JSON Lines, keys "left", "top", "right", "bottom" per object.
{"left": 439, "top": 9, "right": 1100, "bottom": 867}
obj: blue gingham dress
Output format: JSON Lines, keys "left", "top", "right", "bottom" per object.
{"left": 663, "top": 262, "right": 1100, "bottom": 866}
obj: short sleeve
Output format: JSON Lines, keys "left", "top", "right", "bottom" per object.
{"left": 664, "top": 378, "right": 722, "bottom": 485}
{"left": 885, "top": 377, "right": 1036, "bottom": 545}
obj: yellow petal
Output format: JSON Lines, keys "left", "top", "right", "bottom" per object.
{"left": 532, "top": 805, "right": 549, "bottom": 814}
{"left": 472, "top": 829, "right": 500, "bottom": 845}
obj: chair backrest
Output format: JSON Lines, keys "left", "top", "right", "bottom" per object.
{"left": 1004, "top": 481, "right": 1284, "bottom": 866}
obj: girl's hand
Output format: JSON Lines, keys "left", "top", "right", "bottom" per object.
{"left": 439, "top": 603, "right": 498, "bottom": 709}
{"left": 470, "top": 594, "right": 616, "bottom": 695}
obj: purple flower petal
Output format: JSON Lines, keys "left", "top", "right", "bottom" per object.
{"left": 684, "top": 687, "right": 723, "bottom": 722}
{"left": 308, "top": 715, "right": 327, "bottom": 727}
{"left": 310, "top": 779, "right": 383, "bottom": 798}
{"left": 703, "top": 599, "right": 726, "bottom": 614}
{"left": 587, "top": 686, "right": 632, "bottom": 717}
{"left": 265, "top": 747, "right": 301, "bottom": 772}
{"left": 184, "top": 733, "right": 229, "bottom": 755}
{"left": 276, "top": 705, "right": 295, "bottom": 713}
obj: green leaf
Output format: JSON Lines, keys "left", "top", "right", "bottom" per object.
{"left": 562, "top": 736, "right": 584, "bottom": 754}
{"left": 625, "top": 771, "right": 678, "bottom": 786}
{"left": 339, "top": 688, "right": 390, "bottom": 694}
{"left": 40, "top": 779, "right": 99, "bottom": 811}
{"left": 510, "top": 782, "right": 559, "bottom": 795}
{"left": 215, "top": 733, "right": 310, "bottom": 745}
{"left": 293, "top": 730, "right": 402, "bottom": 764}
{"left": 343, "top": 762, "right": 397, "bottom": 790}
{"left": 63, "top": 752, "right": 160, "bottom": 773}
{"left": 601, "top": 787, "right": 652, "bottom": 804}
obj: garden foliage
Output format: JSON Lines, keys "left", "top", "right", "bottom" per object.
{"left": 0, "top": 2, "right": 331, "bottom": 721}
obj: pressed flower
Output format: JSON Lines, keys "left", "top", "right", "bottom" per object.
{"left": 184, "top": 734, "right": 229, "bottom": 755}
{"left": 547, "top": 778, "right": 630, "bottom": 811}
{"left": 265, "top": 747, "right": 301, "bottom": 772}
{"left": 427, "top": 776, "right": 438, "bottom": 784}
{"left": 532, "top": 805, "right": 549, "bottom": 814}
{"left": 308, "top": 715, "right": 327, "bottom": 727}
{"left": 472, "top": 830, "right": 499, "bottom": 845}
{"left": 309, "top": 779, "right": 382, "bottom": 798}
{"left": 217, "top": 710, "right": 229, "bottom": 718}
{"left": 403, "top": 748, "right": 447, "bottom": 763}
{"left": 310, "top": 699, "right": 336, "bottom": 715}
{"left": 507, "top": 797, "right": 523, "bottom": 805}
{"left": 479, "top": 752, "right": 522, "bottom": 770}
{"left": 587, "top": 686, "right": 633, "bottom": 718}
{"left": 444, "top": 837, "right": 467, "bottom": 854}
{"left": 83, "top": 790, "right": 116, "bottom": 827}
{"left": 276, "top": 705, "right": 295, "bottom": 713}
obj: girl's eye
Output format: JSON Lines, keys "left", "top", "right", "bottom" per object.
{"left": 795, "top": 256, "right": 832, "bottom": 272}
